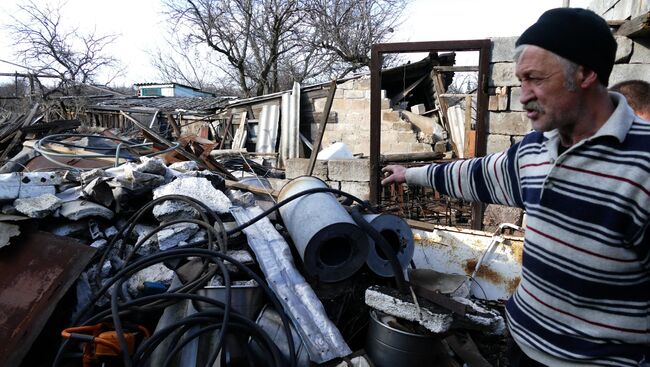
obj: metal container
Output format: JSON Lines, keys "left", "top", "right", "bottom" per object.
{"left": 196, "top": 283, "right": 264, "bottom": 320}
{"left": 249, "top": 305, "right": 310, "bottom": 367}
{"left": 366, "top": 310, "right": 440, "bottom": 367}
{"left": 278, "top": 176, "right": 369, "bottom": 282}
{"left": 363, "top": 213, "right": 415, "bottom": 277}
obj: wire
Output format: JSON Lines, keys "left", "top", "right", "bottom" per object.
{"left": 226, "top": 187, "right": 375, "bottom": 236}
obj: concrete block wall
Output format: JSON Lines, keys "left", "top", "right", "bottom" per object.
{"left": 284, "top": 158, "right": 371, "bottom": 200}
{"left": 312, "top": 76, "right": 432, "bottom": 157}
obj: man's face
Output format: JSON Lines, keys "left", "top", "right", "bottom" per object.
{"left": 515, "top": 46, "right": 580, "bottom": 132}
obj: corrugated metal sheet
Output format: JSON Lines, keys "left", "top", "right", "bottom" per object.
{"left": 447, "top": 104, "right": 466, "bottom": 159}
{"left": 90, "top": 96, "right": 234, "bottom": 112}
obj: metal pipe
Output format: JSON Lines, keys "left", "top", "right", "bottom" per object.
{"left": 278, "top": 176, "right": 369, "bottom": 282}
{"left": 363, "top": 213, "right": 414, "bottom": 277}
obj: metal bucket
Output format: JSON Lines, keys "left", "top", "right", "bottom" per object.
{"left": 363, "top": 213, "right": 414, "bottom": 277}
{"left": 195, "top": 283, "right": 264, "bottom": 320}
{"left": 366, "top": 310, "right": 440, "bottom": 367}
{"left": 278, "top": 176, "right": 369, "bottom": 282}
{"left": 249, "top": 305, "right": 310, "bottom": 367}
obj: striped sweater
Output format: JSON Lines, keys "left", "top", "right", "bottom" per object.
{"left": 406, "top": 92, "right": 650, "bottom": 366}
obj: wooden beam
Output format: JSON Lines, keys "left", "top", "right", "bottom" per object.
{"left": 307, "top": 80, "right": 337, "bottom": 176}
{"left": 615, "top": 11, "right": 650, "bottom": 38}
{"left": 433, "top": 66, "right": 479, "bottom": 72}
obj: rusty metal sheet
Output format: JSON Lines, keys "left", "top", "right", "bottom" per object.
{"left": 0, "top": 231, "right": 95, "bottom": 367}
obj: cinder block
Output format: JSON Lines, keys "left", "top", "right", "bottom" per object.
{"left": 609, "top": 64, "right": 650, "bottom": 86}
{"left": 340, "top": 181, "right": 370, "bottom": 200}
{"left": 354, "top": 77, "right": 371, "bottom": 90}
{"left": 410, "top": 103, "right": 427, "bottom": 115}
{"left": 630, "top": 40, "right": 650, "bottom": 64}
{"left": 486, "top": 134, "right": 512, "bottom": 154}
{"left": 344, "top": 89, "right": 366, "bottom": 99}
{"left": 489, "top": 63, "right": 519, "bottom": 87}
{"left": 396, "top": 131, "right": 417, "bottom": 143}
{"left": 409, "top": 143, "right": 433, "bottom": 153}
{"left": 326, "top": 181, "right": 341, "bottom": 190}
{"left": 382, "top": 110, "right": 401, "bottom": 123}
{"left": 490, "top": 37, "right": 518, "bottom": 62}
{"left": 615, "top": 36, "right": 633, "bottom": 63}
{"left": 331, "top": 98, "right": 370, "bottom": 112}
{"left": 285, "top": 158, "right": 328, "bottom": 180}
{"left": 338, "top": 80, "right": 355, "bottom": 90}
{"left": 510, "top": 87, "right": 523, "bottom": 111}
{"left": 488, "top": 94, "right": 508, "bottom": 111}
{"left": 328, "top": 159, "right": 370, "bottom": 182}
{"left": 488, "top": 112, "right": 531, "bottom": 135}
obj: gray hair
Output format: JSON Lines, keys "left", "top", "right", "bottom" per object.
{"left": 514, "top": 44, "right": 579, "bottom": 91}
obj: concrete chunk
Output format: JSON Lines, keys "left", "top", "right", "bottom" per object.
{"left": 0, "top": 222, "right": 20, "bottom": 249}
{"left": 60, "top": 200, "right": 114, "bottom": 221}
{"left": 152, "top": 177, "right": 232, "bottom": 221}
{"left": 157, "top": 223, "right": 199, "bottom": 250}
{"left": 0, "top": 173, "right": 20, "bottom": 200}
{"left": 14, "top": 194, "right": 61, "bottom": 218}
{"left": 285, "top": 158, "right": 327, "bottom": 180}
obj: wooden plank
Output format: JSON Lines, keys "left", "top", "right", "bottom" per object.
{"left": 120, "top": 111, "right": 210, "bottom": 169}
{"left": 615, "top": 11, "right": 650, "bottom": 37}
{"left": 166, "top": 113, "right": 182, "bottom": 138}
{"left": 218, "top": 114, "right": 235, "bottom": 150}
{"left": 433, "top": 66, "right": 479, "bottom": 72}
{"left": 307, "top": 80, "right": 337, "bottom": 176}
{"left": 463, "top": 96, "right": 475, "bottom": 158}
{"left": 380, "top": 151, "right": 444, "bottom": 163}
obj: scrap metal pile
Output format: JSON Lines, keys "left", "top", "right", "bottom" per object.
{"left": 0, "top": 111, "right": 516, "bottom": 367}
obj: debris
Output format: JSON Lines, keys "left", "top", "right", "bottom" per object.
{"left": 14, "top": 193, "right": 62, "bottom": 218}
{"left": 0, "top": 222, "right": 20, "bottom": 249}
{"left": 152, "top": 176, "right": 231, "bottom": 220}
{"left": 59, "top": 200, "right": 114, "bottom": 220}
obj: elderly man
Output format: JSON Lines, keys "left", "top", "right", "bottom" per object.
{"left": 382, "top": 8, "right": 649, "bottom": 367}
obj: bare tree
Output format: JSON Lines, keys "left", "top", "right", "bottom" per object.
{"left": 160, "top": 0, "right": 409, "bottom": 96}
{"left": 305, "top": 0, "right": 407, "bottom": 78}
{"left": 6, "top": 0, "right": 122, "bottom": 96}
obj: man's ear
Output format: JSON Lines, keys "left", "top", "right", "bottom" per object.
{"left": 577, "top": 66, "right": 599, "bottom": 88}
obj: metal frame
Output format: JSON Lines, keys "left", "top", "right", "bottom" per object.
{"left": 370, "top": 40, "right": 491, "bottom": 229}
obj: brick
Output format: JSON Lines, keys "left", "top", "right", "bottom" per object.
{"left": 382, "top": 110, "right": 401, "bottom": 123}
{"left": 354, "top": 77, "right": 371, "bottom": 90}
{"left": 409, "top": 143, "right": 433, "bottom": 153}
{"left": 328, "top": 159, "right": 370, "bottom": 182}
{"left": 609, "top": 64, "right": 650, "bottom": 86}
{"left": 488, "top": 95, "right": 508, "bottom": 111}
{"left": 490, "top": 37, "right": 517, "bottom": 63}
{"left": 410, "top": 103, "right": 427, "bottom": 115}
{"left": 331, "top": 99, "right": 370, "bottom": 113}
{"left": 486, "top": 134, "right": 512, "bottom": 154}
{"left": 338, "top": 80, "right": 354, "bottom": 90}
{"left": 510, "top": 87, "right": 523, "bottom": 111}
{"left": 488, "top": 112, "right": 531, "bottom": 135}
{"left": 344, "top": 89, "right": 366, "bottom": 99}
{"left": 326, "top": 181, "right": 341, "bottom": 190}
{"left": 630, "top": 41, "right": 650, "bottom": 64}
{"left": 615, "top": 36, "right": 633, "bottom": 63}
{"left": 489, "top": 62, "right": 519, "bottom": 87}
{"left": 340, "top": 181, "right": 370, "bottom": 200}
{"left": 285, "top": 158, "right": 327, "bottom": 180}
{"left": 396, "top": 131, "right": 418, "bottom": 143}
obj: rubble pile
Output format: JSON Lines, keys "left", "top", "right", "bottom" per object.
{"left": 0, "top": 116, "right": 515, "bottom": 367}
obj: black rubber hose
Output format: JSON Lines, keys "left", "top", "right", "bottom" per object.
{"left": 350, "top": 205, "right": 408, "bottom": 293}
{"left": 227, "top": 187, "right": 376, "bottom": 236}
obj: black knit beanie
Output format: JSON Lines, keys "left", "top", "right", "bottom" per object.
{"left": 516, "top": 7, "right": 617, "bottom": 86}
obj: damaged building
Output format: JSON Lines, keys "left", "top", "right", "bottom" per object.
{"left": 1, "top": 1, "right": 650, "bottom": 366}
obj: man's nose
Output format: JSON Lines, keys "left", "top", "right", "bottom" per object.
{"left": 519, "top": 83, "right": 535, "bottom": 105}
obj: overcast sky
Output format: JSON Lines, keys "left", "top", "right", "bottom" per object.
{"left": 0, "top": 0, "right": 592, "bottom": 87}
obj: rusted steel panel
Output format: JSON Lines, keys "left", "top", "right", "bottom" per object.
{"left": 0, "top": 231, "right": 95, "bottom": 367}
